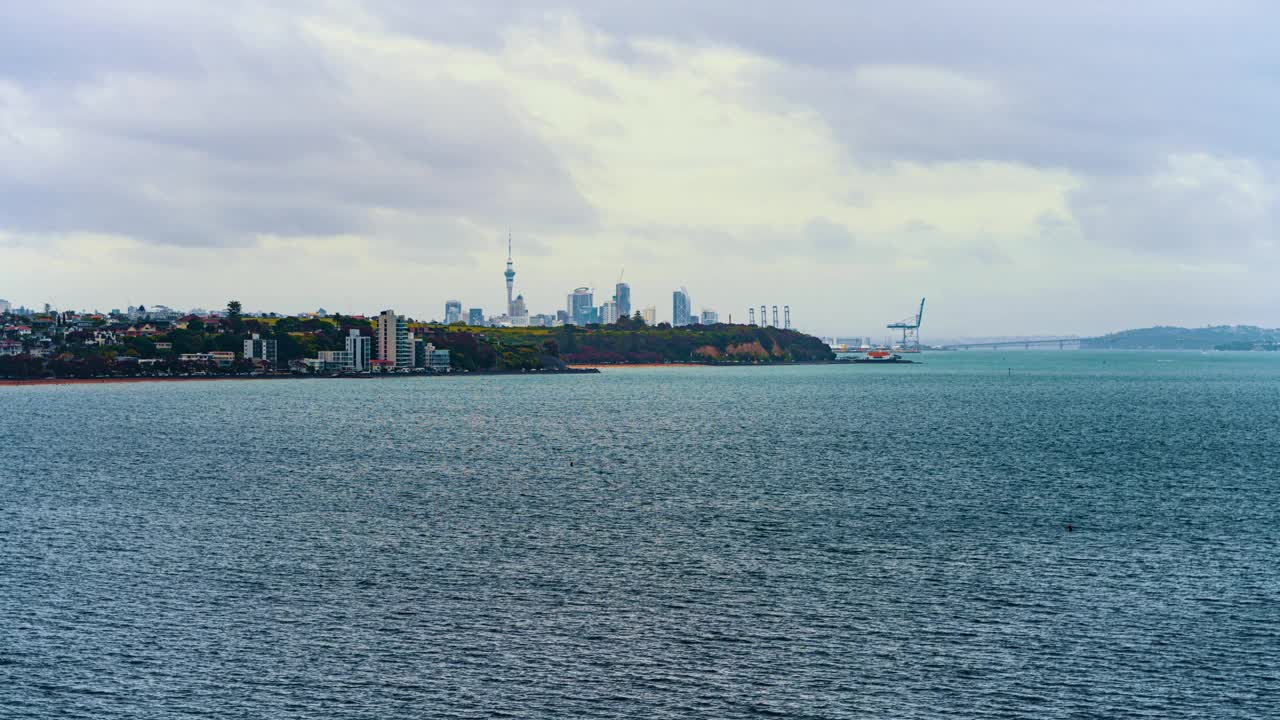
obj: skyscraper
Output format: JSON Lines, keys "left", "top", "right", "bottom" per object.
{"left": 468, "top": 308, "right": 485, "bottom": 326}
{"left": 640, "top": 306, "right": 656, "bottom": 326}
{"left": 504, "top": 233, "right": 516, "bottom": 316}
{"left": 511, "top": 294, "right": 528, "bottom": 325}
{"left": 672, "top": 288, "right": 692, "bottom": 326}
{"left": 700, "top": 310, "right": 719, "bottom": 325}
{"left": 376, "top": 309, "right": 412, "bottom": 369}
{"left": 614, "top": 282, "right": 631, "bottom": 319}
{"left": 567, "top": 287, "right": 593, "bottom": 325}
{"left": 444, "top": 300, "right": 462, "bottom": 325}
{"left": 600, "top": 301, "right": 618, "bottom": 324}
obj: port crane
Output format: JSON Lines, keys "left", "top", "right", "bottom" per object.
{"left": 887, "top": 297, "right": 926, "bottom": 352}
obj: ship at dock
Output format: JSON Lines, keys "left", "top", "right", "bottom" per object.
{"left": 853, "top": 349, "right": 914, "bottom": 364}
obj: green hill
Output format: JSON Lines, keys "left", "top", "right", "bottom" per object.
{"left": 1082, "top": 325, "right": 1280, "bottom": 351}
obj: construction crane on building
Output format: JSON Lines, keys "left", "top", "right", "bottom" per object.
{"left": 887, "top": 298, "right": 926, "bottom": 353}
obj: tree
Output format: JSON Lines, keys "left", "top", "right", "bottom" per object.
{"left": 632, "top": 311, "right": 646, "bottom": 327}
{"left": 227, "top": 300, "right": 243, "bottom": 332}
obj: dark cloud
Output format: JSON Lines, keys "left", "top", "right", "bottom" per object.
{"left": 0, "top": 2, "right": 595, "bottom": 247}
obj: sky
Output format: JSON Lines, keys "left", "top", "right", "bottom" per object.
{"left": 1, "top": 1, "right": 1278, "bottom": 338}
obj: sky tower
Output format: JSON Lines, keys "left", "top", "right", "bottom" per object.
{"left": 504, "top": 232, "right": 516, "bottom": 316}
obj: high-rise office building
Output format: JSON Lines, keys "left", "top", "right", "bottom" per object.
{"left": 511, "top": 294, "right": 528, "bottom": 319}
{"left": 345, "top": 329, "right": 371, "bottom": 371}
{"left": 672, "top": 288, "right": 692, "bottom": 327}
{"left": 376, "top": 309, "right": 412, "bottom": 369}
{"left": 567, "top": 287, "right": 593, "bottom": 325}
{"left": 700, "top": 310, "right": 719, "bottom": 325}
{"left": 614, "top": 282, "right": 631, "bottom": 319}
{"left": 468, "top": 308, "right": 485, "bottom": 326}
{"left": 444, "top": 300, "right": 462, "bottom": 325}
{"left": 600, "top": 301, "right": 618, "bottom": 325}
{"left": 243, "top": 333, "right": 278, "bottom": 365}
{"left": 640, "top": 306, "right": 656, "bottom": 326}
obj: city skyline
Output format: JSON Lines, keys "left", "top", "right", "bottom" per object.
{"left": 3, "top": 4, "right": 1279, "bottom": 337}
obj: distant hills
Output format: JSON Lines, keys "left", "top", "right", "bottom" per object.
{"left": 1082, "top": 325, "right": 1280, "bottom": 351}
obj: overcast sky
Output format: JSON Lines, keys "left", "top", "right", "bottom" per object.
{"left": 2, "top": 1, "right": 1277, "bottom": 337}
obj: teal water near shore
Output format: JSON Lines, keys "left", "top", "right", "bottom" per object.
{"left": 2, "top": 352, "right": 1278, "bottom": 718}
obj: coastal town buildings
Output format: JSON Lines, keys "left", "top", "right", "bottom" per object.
{"left": 376, "top": 309, "right": 412, "bottom": 369}
{"left": 243, "top": 333, "right": 278, "bottom": 365}
{"left": 346, "top": 330, "right": 372, "bottom": 371}
{"left": 178, "top": 351, "right": 235, "bottom": 367}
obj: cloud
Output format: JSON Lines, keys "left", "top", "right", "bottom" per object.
{"left": 0, "top": 5, "right": 595, "bottom": 247}
{"left": 1069, "top": 153, "right": 1278, "bottom": 259}
{"left": 3, "top": 2, "right": 1280, "bottom": 334}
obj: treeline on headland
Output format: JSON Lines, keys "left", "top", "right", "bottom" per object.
{"left": 481, "top": 322, "right": 836, "bottom": 366}
{"left": 1081, "top": 325, "right": 1280, "bottom": 351}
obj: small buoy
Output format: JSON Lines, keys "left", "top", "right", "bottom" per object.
{"left": 1067, "top": 523, "right": 1073, "bottom": 532}
{"left": 570, "top": 461, "right": 574, "bottom": 467}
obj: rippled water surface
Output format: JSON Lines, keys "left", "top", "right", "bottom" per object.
{"left": 3, "top": 352, "right": 1279, "bottom": 718}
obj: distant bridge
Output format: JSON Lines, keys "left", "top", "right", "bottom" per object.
{"left": 940, "top": 337, "right": 1105, "bottom": 350}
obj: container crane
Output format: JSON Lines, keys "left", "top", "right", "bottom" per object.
{"left": 887, "top": 297, "right": 926, "bottom": 352}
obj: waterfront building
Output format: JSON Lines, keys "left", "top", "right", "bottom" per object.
{"left": 413, "top": 336, "right": 427, "bottom": 368}
{"left": 468, "top": 308, "right": 485, "bottom": 326}
{"left": 178, "top": 351, "right": 235, "bottom": 368}
{"left": 567, "top": 287, "right": 593, "bottom": 325}
{"left": 376, "top": 309, "right": 412, "bottom": 369}
{"left": 640, "top": 306, "right": 656, "bottom": 326}
{"left": 444, "top": 300, "right": 462, "bottom": 325}
{"left": 243, "top": 333, "right": 278, "bottom": 365}
{"left": 317, "top": 349, "right": 350, "bottom": 370}
{"left": 700, "top": 310, "right": 719, "bottom": 325}
{"left": 426, "top": 344, "right": 451, "bottom": 372}
{"left": 345, "top": 330, "right": 372, "bottom": 371}
{"left": 673, "top": 288, "right": 692, "bottom": 327}
{"left": 614, "top": 283, "right": 631, "bottom": 319}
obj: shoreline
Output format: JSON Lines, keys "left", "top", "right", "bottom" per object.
{"left": 0, "top": 375, "right": 306, "bottom": 387}
{"left": 0, "top": 368, "right": 602, "bottom": 386}
{"left": 565, "top": 363, "right": 710, "bottom": 370}
{"left": 0, "top": 362, "right": 849, "bottom": 385}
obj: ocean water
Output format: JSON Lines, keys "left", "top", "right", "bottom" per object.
{"left": 2, "top": 351, "right": 1278, "bottom": 719}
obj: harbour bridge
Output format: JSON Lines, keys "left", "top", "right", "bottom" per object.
{"left": 940, "top": 337, "right": 1105, "bottom": 350}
